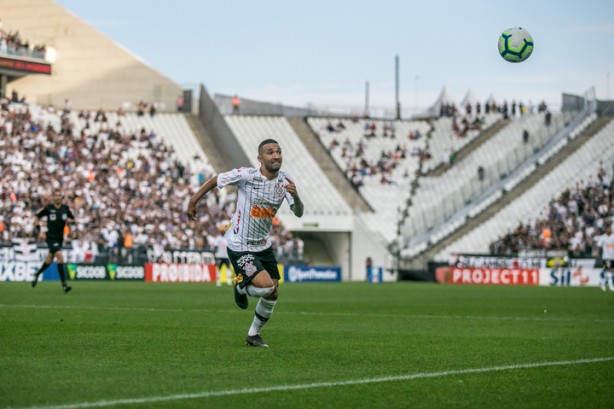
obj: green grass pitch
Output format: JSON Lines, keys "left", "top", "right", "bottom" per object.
{"left": 1, "top": 282, "right": 613, "bottom": 409}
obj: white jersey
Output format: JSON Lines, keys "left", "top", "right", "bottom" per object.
{"left": 598, "top": 233, "right": 614, "bottom": 260}
{"left": 212, "top": 234, "right": 228, "bottom": 259}
{"left": 217, "top": 167, "right": 295, "bottom": 252}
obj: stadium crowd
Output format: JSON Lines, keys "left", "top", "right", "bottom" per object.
{"left": 0, "top": 19, "right": 47, "bottom": 59}
{"left": 0, "top": 99, "right": 303, "bottom": 264}
{"left": 490, "top": 162, "right": 614, "bottom": 257}
{"left": 315, "top": 97, "right": 546, "bottom": 190}
{"left": 322, "top": 120, "right": 413, "bottom": 189}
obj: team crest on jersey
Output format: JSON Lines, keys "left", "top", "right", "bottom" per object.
{"left": 243, "top": 262, "right": 257, "bottom": 277}
{"left": 275, "top": 183, "right": 285, "bottom": 198}
{"left": 236, "top": 254, "right": 257, "bottom": 277}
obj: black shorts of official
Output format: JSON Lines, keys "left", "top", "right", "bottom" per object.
{"left": 604, "top": 259, "right": 614, "bottom": 270}
{"left": 217, "top": 257, "right": 231, "bottom": 269}
{"left": 227, "top": 246, "right": 280, "bottom": 289}
{"left": 46, "top": 239, "right": 63, "bottom": 255}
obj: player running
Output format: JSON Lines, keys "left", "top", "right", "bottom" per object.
{"left": 31, "top": 189, "right": 75, "bottom": 292}
{"left": 188, "top": 139, "right": 304, "bottom": 348}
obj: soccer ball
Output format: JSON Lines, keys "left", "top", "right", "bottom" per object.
{"left": 498, "top": 27, "right": 534, "bottom": 63}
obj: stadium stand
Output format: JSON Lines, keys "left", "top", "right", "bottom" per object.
{"left": 0, "top": 21, "right": 47, "bottom": 60}
{"left": 422, "top": 113, "right": 502, "bottom": 173}
{"left": 307, "top": 117, "right": 430, "bottom": 241}
{"left": 0, "top": 101, "right": 302, "bottom": 263}
{"left": 435, "top": 117, "right": 614, "bottom": 260}
{"left": 400, "top": 110, "right": 575, "bottom": 247}
{"left": 2, "top": 5, "right": 610, "bottom": 282}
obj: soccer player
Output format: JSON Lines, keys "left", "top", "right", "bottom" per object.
{"left": 31, "top": 189, "right": 75, "bottom": 292}
{"left": 598, "top": 226, "right": 614, "bottom": 291}
{"left": 188, "top": 139, "right": 304, "bottom": 348}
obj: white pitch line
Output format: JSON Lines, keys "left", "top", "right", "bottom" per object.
{"left": 7, "top": 357, "right": 614, "bottom": 409}
{"left": 1, "top": 304, "right": 614, "bottom": 323}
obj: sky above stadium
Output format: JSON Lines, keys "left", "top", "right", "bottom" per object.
{"left": 57, "top": 0, "right": 614, "bottom": 114}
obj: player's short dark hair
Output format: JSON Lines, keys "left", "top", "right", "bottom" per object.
{"left": 258, "top": 139, "right": 279, "bottom": 153}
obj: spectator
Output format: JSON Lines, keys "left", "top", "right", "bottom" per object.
{"left": 477, "top": 166, "right": 485, "bottom": 181}
{"left": 522, "top": 129, "right": 529, "bottom": 144}
{"left": 232, "top": 95, "right": 240, "bottom": 114}
{"left": 545, "top": 110, "right": 552, "bottom": 126}
{"left": 365, "top": 256, "right": 373, "bottom": 281}
{"left": 490, "top": 163, "right": 613, "bottom": 256}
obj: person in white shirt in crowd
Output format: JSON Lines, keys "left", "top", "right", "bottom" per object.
{"left": 212, "top": 229, "right": 232, "bottom": 287}
{"left": 598, "top": 226, "right": 614, "bottom": 292}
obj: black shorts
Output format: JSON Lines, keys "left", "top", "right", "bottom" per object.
{"left": 217, "top": 257, "right": 230, "bottom": 269}
{"left": 604, "top": 259, "right": 613, "bottom": 270}
{"left": 227, "top": 247, "right": 280, "bottom": 288}
{"left": 46, "top": 239, "right": 63, "bottom": 254}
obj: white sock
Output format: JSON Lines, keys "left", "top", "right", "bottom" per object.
{"left": 248, "top": 298, "right": 277, "bottom": 336}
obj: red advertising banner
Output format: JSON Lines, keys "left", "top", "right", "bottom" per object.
{"left": 144, "top": 263, "right": 217, "bottom": 283}
{"left": 437, "top": 267, "right": 539, "bottom": 285}
{"left": 0, "top": 56, "right": 51, "bottom": 74}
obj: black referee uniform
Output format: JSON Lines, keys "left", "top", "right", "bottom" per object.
{"left": 36, "top": 204, "right": 74, "bottom": 254}
{"left": 32, "top": 204, "right": 75, "bottom": 291}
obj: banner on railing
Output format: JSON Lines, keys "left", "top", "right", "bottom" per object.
{"left": 284, "top": 265, "right": 341, "bottom": 283}
{"left": 440, "top": 255, "right": 606, "bottom": 287}
{"left": 144, "top": 263, "right": 217, "bottom": 283}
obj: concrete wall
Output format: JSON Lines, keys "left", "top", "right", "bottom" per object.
{"left": 0, "top": 0, "right": 182, "bottom": 111}
{"left": 197, "top": 84, "right": 251, "bottom": 168}
{"left": 352, "top": 216, "right": 396, "bottom": 282}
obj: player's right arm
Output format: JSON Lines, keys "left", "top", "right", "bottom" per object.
{"left": 188, "top": 175, "right": 218, "bottom": 221}
{"left": 188, "top": 168, "right": 250, "bottom": 221}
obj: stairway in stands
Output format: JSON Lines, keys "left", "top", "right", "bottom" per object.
{"left": 185, "top": 114, "right": 227, "bottom": 173}
{"left": 287, "top": 117, "right": 373, "bottom": 213}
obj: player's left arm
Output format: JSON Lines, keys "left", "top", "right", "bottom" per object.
{"left": 65, "top": 207, "right": 75, "bottom": 240}
{"left": 285, "top": 177, "right": 303, "bottom": 218}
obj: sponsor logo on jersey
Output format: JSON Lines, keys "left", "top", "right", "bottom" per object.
{"left": 247, "top": 239, "right": 267, "bottom": 246}
{"left": 250, "top": 205, "right": 277, "bottom": 218}
{"left": 234, "top": 210, "right": 242, "bottom": 234}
